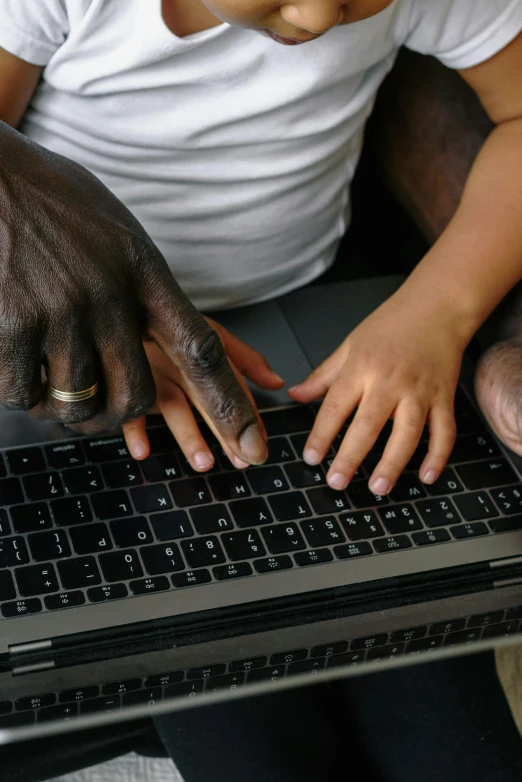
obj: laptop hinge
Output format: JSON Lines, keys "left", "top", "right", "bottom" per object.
{"left": 9, "top": 639, "right": 55, "bottom": 677}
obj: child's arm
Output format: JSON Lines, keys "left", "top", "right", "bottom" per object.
{"left": 292, "top": 31, "right": 522, "bottom": 495}
{"left": 0, "top": 48, "right": 42, "bottom": 127}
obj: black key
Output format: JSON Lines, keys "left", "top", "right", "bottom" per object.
{"left": 491, "top": 486, "right": 522, "bottom": 515}
{"left": 16, "top": 564, "right": 59, "bottom": 596}
{"left": 406, "top": 637, "right": 443, "bottom": 654}
{"left": 0, "top": 536, "right": 29, "bottom": 567}
{"left": 208, "top": 473, "right": 250, "bottom": 501}
{"left": 443, "top": 629, "right": 482, "bottom": 647}
{"left": 141, "top": 453, "right": 182, "bottom": 483}
{"left": 389, "top": 627, "right": 427, "bottom": 643}
{"left": 0, "top": 570, "right": 16, "bottom": 601}
{"left": 190, "top": 504, "right": 233, "bottom": 535}
{"left": 266, "top": 437, "right": 295, "bottom": 465}
{"left": 295, "top": 548, "right": 334, "bottom": 566}
{"left": 44, "top": 591, "right": 85, "bottom": 610}
{"left": 80, "top": 696, "right": 121, "bottom": 714}
{"left": 0, "top": 456, "right": 6, "bottom": 479}
{"left": 506, "top": 606, "right": 522, "bottom": 621}
{"left": 351, "top": 634, "right": 388, "bottom": 651}
{"left": 268, "top": 491, "right": 312, "bottom": 521}
{"left": 59, "top": 556, "right": 102, "bottom": 589}
{"left": 28, "top": 530, "right": 71, "bottom": 561}
{"left": 100, "top": 550, "right": 144, "bottom": 582}
{"left": 213, "top": 562, "right": 253, "bottom": 580}
{"left": 489, "top": 515, "right": 522, "bottom": 534}
{"left": 247, "top": 666, "right": 286, "bottom": 684}
{"left": 1, "top": 598, "right": 41, "bottom": 618}
{"left": 23, "top": 472, "right": 64, "bottom": 501}
{"left": 262, "top": 522, "right": 306, "bottom": 554}
{"left": 430, "top": 619, "right": 466, "bottom": 636}
{"left": 482, "top": 621, "right": 521, "bottom": 639}
{"left": 145, "top": 672, "right": 184, "bottom": 687}
{"left": 367, "top": 643, "right": 405, "bottom": 662}
{"left": 425, "top": 468, "right": 463, "bottom": 496}
{"left": 110, "top": 516, "right": 153, "bottom": 547}
{"left": 187, "top": 663, "right": 227, "bottom": 680}
{"left": 301, "top": 517, "right": 344, "bottom": 547}
{"left": 254, "top": 555, "right": 293, "bottom": 573}
{"left": 0, "top": 478, "right": 23, "bottom": 506}
{"left": 453, "top": 491, "right": 498, "bottom": 521}
{"left": 247, "top": 466, "right": 289, "bottom": 495}
{"left": 347, "top": 480, "right": 389, "bottom": 509}
{"left": 0, "top": 712, "right": 35, "bottom": 728}
{"left": 147, "top": 427, "right": 178, "bottom": 455}
{"left": 171, "top": 569, "right": 212, "bottom": 588}
{"left": 102, "top": 461, "right": 143, "bottom": 489}
{"left": 122, "top": 688, "right": 163, "bottom": 708}
{"left": 131, "top": 484, "right": 172, "bottom": 514}
{"left": 85, "top": 436, "right": 129, "bottom": 462}
{"left": 340, "top": 510, "right": 384, "bottom": 540}
{"left": 70, "top": 523, "right": 113, "bottom": 554}
{"left": 451, "top": 522, "right": 489, "bottom": 539}
{"left": 327, "top": 651, "right": 366, "bottom": 669}
{"left": 416, "top": 497, "right": 460, "bottom": 528}
{"left": 0, "top": 509, "right": 10, "bottom": 537}
{"left": 141, "top": 543, "right": 185, "bottom": 575}
{"left": 205, "top": 673, "right": 246, "bottom": 692}
{"left": 165, "top": 681, "right": 203, "bottom": 699}
{"left": 229, "top": 657, "right": 267, "bottom": 673}
{"left": 11, "top": 502, "right": 52, "bottom": 533}
{"left": 62, "top": 466, "right": 103, "bottom": 495}
{"left": 92, "top": 490, "right": 133, "bottom": 520}
{"left": 150, "top": 511, "right": 194, "bottom": 541}
{"left": 284, "top": 463, "right": 325, "bottom": 489}
{"left": 468, "top": 611, "right": 504, "bottom": 628}
{"left": 16, "top": 693, "right": 55, "bottom": 711}
{"left": 130, "top": 576, "right": 170, "bottom": 595}
{"left": 449, "top": 433, "right": 500, "bottom": 464}
{"left": 271, "top": 649, "right": 307, "bottom": 665}
{"left": 51, "top": 496, "right": 93, "bottom": 527}
{"left": 170, "top": 478, "right": 212, "bottom": 507}
{"left": 45, "top": 442, "right": 85, "bottom": 469}
{"left": 454, "top": 395, "right": 483, "bottom": 434}
{"left": 38, "top": 704, "right": 78, "bottom": 722}
{"left": 373, "top": 535, "right": 412, "bottom": 553}
{"left": 310, "top": 642, "right": 348, "bottom": 659}
{"left": 333, "top": 541, "right": 373, "bottom": 559}
{"left": 222, "top": 530, "right": 266, "bottom": 560}
{"left": 229, "top": 497, "right": 273, "bottom": 527}
{"left": 307, "top": 486, "right": 350, "bottom": 515}
{"left": 412, "top": 529, "right": 451, "bottom": 546}
{"left": 379, "top": 504, "right": 422, "bottom": 534}
{"left": 290, "top": 433, "right": 312, "bottom": 457}
{"left": 6, "top": 447, "right": 46, "bottom": 475}
{"left": 181, "top": 536, "right": 226, "bottom": 568}
{"left": 87, "top": 583, "right": 128, "bottom": 602}
{"left": 457, "top": 459, "right": 518, "bottom": 491}
{"left": 262, "top": 406, "right": 314, "bottom": 436}
{"left": 390, "top": 474, "right": 426, "bottom": 503}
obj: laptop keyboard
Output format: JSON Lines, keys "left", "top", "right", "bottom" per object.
{"left": 1, "top": 391, "right": 521, "bottom": 619}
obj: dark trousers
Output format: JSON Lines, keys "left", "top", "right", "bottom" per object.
{"left": 2, "top": 652, "right": 522, "bottom": 782}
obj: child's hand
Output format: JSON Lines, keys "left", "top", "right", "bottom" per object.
{"left": 122, "top": 318, "right": 284, "bottom": 471}
{"left": 289, "top": 293, "right": 467, "bottom": 494}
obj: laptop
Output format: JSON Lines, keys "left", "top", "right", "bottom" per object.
{"left": 1, "top": 274, "right": 522, "bottom": 745}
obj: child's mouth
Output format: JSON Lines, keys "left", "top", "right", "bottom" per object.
{"left": 264, "top": 30, "right": 318, "bottom": 45}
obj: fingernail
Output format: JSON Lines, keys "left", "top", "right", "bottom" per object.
{"left": 328, "top": 472, "right": 347, "bottom": 490}
{"left": 130, "top": 442, "right": 148, "bottom": 460}
{"left": 273, "top": 373, "right": 285, "bottom": 384}
{"left": 370, "top": 477, "right": 392, "bottom": 495}
{"left": 288, "top": 385, "right": 299, "bottom": 393}
{"left": 239, "top": 424, "right": 267, "bottom": 464}
{"left": 422, "top": 469, "right": 438, "bottom": 485}
{"left": 303, "top": 448, "right": 321, "bottom": 466}
{"left": 232, "top": 455, "right": 249, "bottom": 469}
{"left": 193, "top": 451, "right": 214, "bottom": 470}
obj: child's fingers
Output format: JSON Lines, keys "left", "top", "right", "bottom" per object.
{"left": 419, "top": 404, "right": 457, "bottom": 484}
{"left": 302, "top": 381, "right": 361, "bottom": 466}
{"left": 122, "top": 415, "right": 150, "bottom": 460}
{"left": 158, "top": 382, "right": 215, "bottom": 472}
{"left": 367, "top": 399, "right": 427, "bottom": 495}
{"left": 209, "top": 319, "right": 284, "bottom": 390}
{"left": 288, "top": 344, "right": 349, "bottom": 403}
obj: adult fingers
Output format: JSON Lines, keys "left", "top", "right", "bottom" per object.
{"left": 0, "top": 323, "right": 43, "bottom": 411}
{"left": 208, "top": 319, "right": 284, "bottom": 390}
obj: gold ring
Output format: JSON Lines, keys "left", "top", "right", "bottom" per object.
{"left": 48, "top": 381, "right": 99, "bottom": 403}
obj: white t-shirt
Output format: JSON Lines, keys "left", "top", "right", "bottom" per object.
{"left": 0, "top": 0, "right": 521, "bottom": 311}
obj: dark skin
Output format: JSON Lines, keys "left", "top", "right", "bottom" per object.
{"left": 0, "top": 118, "right": 269, "bottom": 466}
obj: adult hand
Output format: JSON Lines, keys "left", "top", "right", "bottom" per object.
{"left": 0, "top": 123, "right": 268, "bottom": 465}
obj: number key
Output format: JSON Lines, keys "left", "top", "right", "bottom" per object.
{"left": 181, "top": 536, "right": 226, "bottom": 568}
{"left": 141, "top": 543, "right": 185, "bottom": 575}
{"left": 416, "top": 497, "right": 460, "bottom": 528}
{"left": 301, "top": 517, "right": 345, "bottom": 547}
{"left": 378, "top": 504, "right": 422, "bottom": 534}
{"left": 340, "top": 511, "right": 384, "bottom": 541}
{"left": 222, "top": 530, "right": 266, "bottom": 560}
{"left": 262, "top": 522, "right": 306, "bottom": 554}
{"left": 99, "top": 550, "right": 144, "bottom": 582}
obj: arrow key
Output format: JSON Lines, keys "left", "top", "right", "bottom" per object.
{"left": 491, "top": 486, "right": 522, "bottom": 515}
